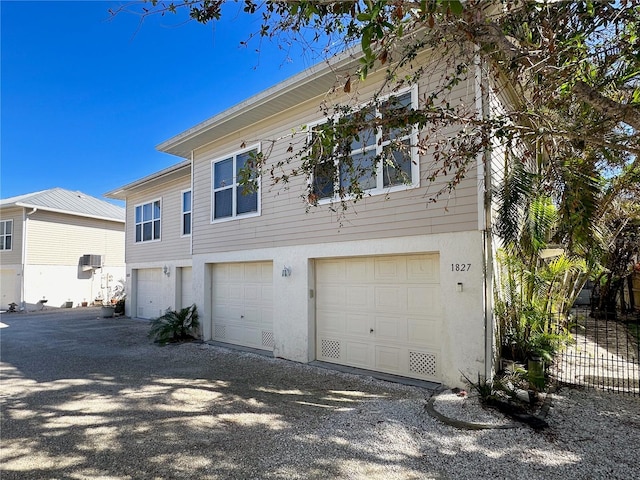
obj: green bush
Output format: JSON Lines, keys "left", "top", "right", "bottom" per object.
{"left": 148, "top": 304, "right": 199, "bottom": 345}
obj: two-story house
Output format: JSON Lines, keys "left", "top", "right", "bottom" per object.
{"left": 107, "top": 49, "right": 504, "bottom": 387}
{"left": 0, "top": 188, "right": 125, "bottom": 310}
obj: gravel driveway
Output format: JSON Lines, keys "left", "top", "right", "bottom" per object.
{"left": 1, "top": 309, "right": 639, "bottom": 479}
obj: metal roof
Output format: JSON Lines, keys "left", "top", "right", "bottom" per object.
{"left": 0, "top": 188, "right": 125, "bottom": 222}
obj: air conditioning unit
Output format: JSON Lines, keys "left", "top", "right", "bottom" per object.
{"left": 81, "top": 254, "right": 102, "bottom": 270}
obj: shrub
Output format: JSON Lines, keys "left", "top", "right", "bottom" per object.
{"left": 149, "top": 304, "right": 199, "bottom": 345}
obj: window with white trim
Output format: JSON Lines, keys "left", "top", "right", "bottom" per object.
{"left": 0, "top": 219, "right": 12, "bottom": 251}
{"left": 309, "top": 86, "right": 419, "bottom": 202}
{"left": 211, "top": 146, "right": 260, "bottom": 221}
{"left": 181, "top": 190, "right": 192, "bottom": 236}
{"left": 135, "top": 200, "right": 161, "bottom": 242}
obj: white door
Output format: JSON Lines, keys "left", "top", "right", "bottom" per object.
{"left": 212, "top": 262, "right": 274, "bottom": 351}
{"left": 316, "top": 254, "right": 441, "bottom": 381}
{"left": 136, "top": 268, "right": 163, "bottom": 319}
{"left": 180, "top": 267, "right": 193, "bottom": 309}
{"left": 0, "top": 269, "right": 19, "bottom": 310}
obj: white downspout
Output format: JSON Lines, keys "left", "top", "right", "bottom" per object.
{"left": 190, "top": 150, "right": 194, "bottom": 256}
{"left": 475, "top": 53, "right": 495, "bottom": 383}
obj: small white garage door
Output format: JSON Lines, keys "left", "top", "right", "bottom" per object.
{"left": 212, "top": 262, "right": 274, "bottom": 351}
{"left": 316, "top": 254, "right": 441, "bottom": 381}
{"left": 180, "top": 267, "right": 193, "bottom": 309}
{"left": 1, "top": 269, "right": 19, "bottom": 310}
{"left": 136, "top": 268, "right": 163, "bottom": 319}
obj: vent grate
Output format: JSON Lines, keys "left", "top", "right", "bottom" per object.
{"left": 262, "top": 330, "right": 275, "bottom": 349}
{"left": 215, "top": 324, "right": 226, "bottom": 339}
{"left": 321, "top": 339, "right": 341, "bottom": 359}
{"left": 409, "top": 351, "right": 437, "bottom": 377}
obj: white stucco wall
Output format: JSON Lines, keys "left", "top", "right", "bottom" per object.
{"left": 191, "top": 230, "right": 487, "bottom": 388}
{"left": 22, "top": 264, "right": 125, "bottom": 310}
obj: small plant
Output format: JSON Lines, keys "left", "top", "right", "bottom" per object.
{"left": 462, "top": 372, "right": 495, "bottom": 402}
{"left": 149, "top": 304, "right": 199, "bottom": 345}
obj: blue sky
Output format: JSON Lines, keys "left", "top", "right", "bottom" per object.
{"left": 1, "top": 0, "right": 316, "bottom": 204}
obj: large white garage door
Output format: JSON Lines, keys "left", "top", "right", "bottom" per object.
{"left": 212, "top": 262, "right": 274, "bottom": 351}
{"left": 316, "top": 254, "right": 441, "bottom": 381}
{"left": 180, "top": 267, "right": 193, "bottom": 309}
{"left": 136, "top": 268, "right": 163, "bottom": 319}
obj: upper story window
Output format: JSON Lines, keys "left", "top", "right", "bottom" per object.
{"left": 0, "top": 219, "right": 12, "bottom": 251}
{"left": 309, "top": 86, "right": 419, "bottom": 202}
{"left": 182, "top": 190, "right": 192, "bottom": 236}
{"left": 135, "top": 200, "right": 161, "bottom": 243}
{"left": 211, "top": 145, "right": 260, "bottom": 222}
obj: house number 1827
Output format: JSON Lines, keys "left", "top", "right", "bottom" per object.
{"left": 451, "top": 263, "right": 471, "bottom": 272}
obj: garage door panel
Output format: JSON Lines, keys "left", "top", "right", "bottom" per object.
{"left": 375, "top": 346, "right": 402, "bottom": 372}
{"left": 346, "top": 259, "right": 368, "bottom": 282}
{"left": 407, "top": 255, "right": 439, "bottom": 282}
{"left": 345, "top": 313, "right": 368, "bottom": 335}
{"left": 321, "top": 311, "right": 345, "bottom": 333}
{"left": 319, "top": 285, "right": 345, "bottom": 306}
{"left": 375, "top": 315, "right": 405, "bottom": 340}
{"left": 374, "top": 286, "right": 404, "bottom": 310}
{"left": 317, "top": 254, "right": 441, "bottom": 381}
{"left": 345, "top": 341, "right": 370, "bottom": 366}
{"left": 212, "top": 261, "right": 274, "bottom": 351}
{"left": 374, "top": 257, "right": 403, "bottom": 281}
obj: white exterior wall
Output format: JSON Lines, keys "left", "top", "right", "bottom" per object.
{"left": 22, "top": 264, "right": 124, "bottom": 309}
{"left": 194, "top": 230, "right": 485, "bottom": 387}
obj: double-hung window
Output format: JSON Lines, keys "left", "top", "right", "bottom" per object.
{"left": 0, "top": 219, "right": 12, "bottom": 250}
{"left": 310, "top": 86, "right": 419, "bottom": 202}
{"left": 211, "top": 146, "right": 260, "bottom": 221}
{"left": 135, "top": 200, "right": 161, "bottom": 243}
{"left": 182, "top": 190, "right": 192, "bottom": 236}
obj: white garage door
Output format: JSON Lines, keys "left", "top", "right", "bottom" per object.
{"left": 212, "top": 262, "right": 274, "bottom": 351}
{"left": 1, "top": 269, "right": 19, "bottom": 310}
{"left": 180, "top": 267, "right": 193, "bottom": 309}
{"left": 316, "top": 254, "right": 441, "bottom": 381}
{"left": 136, "top": 268, "right": 163, "bottom": 319}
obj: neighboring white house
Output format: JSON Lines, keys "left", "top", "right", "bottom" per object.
{"left": 107, "top": 49, "right": 503, "bottom": 388}
{"left": 0, "top": 188, "right": 125, "bottom": 310}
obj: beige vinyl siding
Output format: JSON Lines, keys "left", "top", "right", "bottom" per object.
{"left": 0, "top": 207, "right": 23, "bottom": 264}
{"left": 125, "top": 175, "right": 191, "bottom": 264}
{"left": 191, "top": 55, "right": 480, "bottom": 255}
{"left": 25, "top": 210, "right": 124, "bottom": 266}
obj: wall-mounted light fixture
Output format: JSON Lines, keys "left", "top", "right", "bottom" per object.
{"left": 281, "top": 266, "right": 292, "bottom": 277}
{"left": 163, "top": 265, "right": 170, "bottom": 277}
{"left": 457, "top": 282, "right": 463, "bottom": 293}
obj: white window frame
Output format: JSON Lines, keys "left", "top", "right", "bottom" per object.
{"left": 0, "top": 219, "right": 13, "bottom": 251}
{"left": 181, "top": 189, "right": 192, "bottom": 237}
{"left": 308, "top": 85, "right": 420, "bottom": 203}
{"left": 134, "top": 198, "right": 161, "bottom": 243}
{"left": 210, "top": 144, "right": 261, "bottom": 223}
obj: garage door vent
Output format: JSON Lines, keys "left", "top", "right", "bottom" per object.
{"left": 262, "top": 331, "right": 275, "bottom": 349}
{"left": 215, "top": 324, "right": 226, "bottom": 339}
{"left": 409, "top": 351, "right": 437, "bottom": 377}
{"left": 321, "top": 339, "right": 341, "bottom": 359}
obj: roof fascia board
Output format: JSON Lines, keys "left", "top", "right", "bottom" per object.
{"left": 14, "top": 202, "right": 125, "bottom": 223}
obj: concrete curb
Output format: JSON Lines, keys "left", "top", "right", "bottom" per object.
{"left": 425, "top": 388, "right": 554, "bottom": 430}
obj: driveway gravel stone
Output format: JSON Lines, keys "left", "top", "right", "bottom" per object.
{"left": 1, "top": 309, "right": 639, "bottom": 479}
